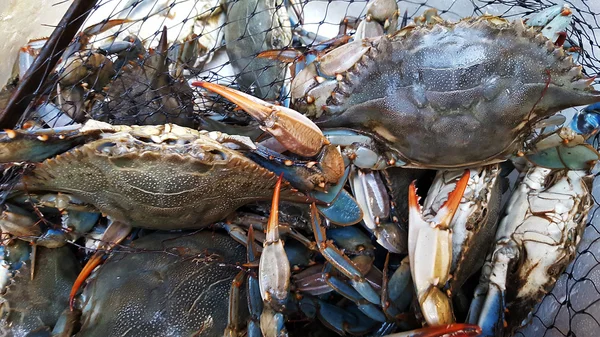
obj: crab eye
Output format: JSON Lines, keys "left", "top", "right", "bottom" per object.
{"left": 208, "top": 149, "right": 228, "bottom": 161}
{"left": 96, "top": 141, "right": 117, "bottom": 153}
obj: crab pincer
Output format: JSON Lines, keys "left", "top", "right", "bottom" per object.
{"left": 68, "top": 221, "right": 132, "bottom": 310}
{"left": 258, "top": 174, "right": 291, "bottom": 337}
{"left": 408, "top": 170, "right": 470, "bottom": 326}
{"left": 193, "top": 81, "right": 327, "bottom": 158}
{"left": 192, "top": 81, "right": 345, "bottom": 190}
{"left": 259, "top": 174, "right": 291, "bottom": 310}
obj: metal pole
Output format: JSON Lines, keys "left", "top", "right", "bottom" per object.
{"left": 0, "top": 0, "right": 100, "bottom": 129}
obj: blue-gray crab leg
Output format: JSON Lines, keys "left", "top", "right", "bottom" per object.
{"left": 381, "top": 253, "right": 412, "bottom": 320}
{"left": 322, "top": 263, "right": 386, "bottom": 322}
{"left": 245, "top": 226, "right": 263, "bottom": 337}
{"left": 325, "top": 129, "right": 406, "bottom": 169}
{"left": 69, "top": 220, "right": 132, "bottom": 309}
{"left": 525, "top": 103, "right": 600, "bottom": 170}
{"left": 525, "top": 4, "right": 572, "bottom": 45}
{"left": 310, "top": 203, "right": 380, "bottom": 304}
{"left": 316, "top": 189, "right": 363, "bottom": 226}
{"left": 310, "top": 299, "right": 377, "bottom": 335}
{"left": 258, "top": 175, "right": 290, "bottom": 311}
{"left": 224, "top": 270, "right": 246, "bottom": 337}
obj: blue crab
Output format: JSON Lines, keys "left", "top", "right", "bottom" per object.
{"left": 0, "top": 242, "right": 80, "bottom": 337}
{"left": 67, "top": 230, "right": 247, "bottom": 337}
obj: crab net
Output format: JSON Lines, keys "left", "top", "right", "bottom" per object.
{"left": 1, "top": 0, "right": 600, "bottom": 336}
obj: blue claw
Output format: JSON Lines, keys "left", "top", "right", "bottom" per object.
{"left": 317, "top": 189, "right": 363, "bottom": 226}
{"left": 311, "top": 203, "right": 380, "bottom": 304}
{"left": 323, "top": 263, "right": 386, "bottom": 322}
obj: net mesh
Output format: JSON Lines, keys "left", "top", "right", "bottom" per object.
{"left": 2, "top": 0, "right": 600, "bottom": 336}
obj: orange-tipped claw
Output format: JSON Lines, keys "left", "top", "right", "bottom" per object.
{"left": 408, "top": 180, "right": 422, "bottom": 214}
{"left": 192, "top": 81, "right": 327, "bottom": 158}
{"left": 266, "top": 174, "right": 283, "bottom": 242}
{"left": 435, "top": 169, "right": 470, "bottom": 228}
{"left": 391, "top": 323, "right": 481, "bottom": 337}
{"left": 69, "top": 251, "right": 103, "bottom": 310}
{"left": 408, "top": 169, "right": 469, "bottom": 229}
{"left": 192, "top": 81, "right": 278, "bottom": 124}
{"left": 69, "top": 221, "right": 131, "bottom": 310}
{"left": 258, "top": 174, "right": 291, "bottom": 309}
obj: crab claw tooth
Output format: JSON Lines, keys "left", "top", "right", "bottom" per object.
{"left": 192, "top": 81, "right": 327, "bottom": 157}
{"left": 386, "top": 323, "right": 482, "bottom": 337}
{"left": 433, "top": 169, "right": 470, "bottom": 227}
{"left": 69, "top": 221, "right": 131, "bottom": 310}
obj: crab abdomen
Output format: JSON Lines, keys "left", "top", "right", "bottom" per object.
{"left": 302, "top": 17, "right": 600, "bottom": 168}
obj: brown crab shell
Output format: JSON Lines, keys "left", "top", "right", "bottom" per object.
{"left": 19, "top": 128, "right": 309, "bottom": 230}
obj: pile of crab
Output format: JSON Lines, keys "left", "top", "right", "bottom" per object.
{"left": 1, "top": 1, "right": 600, "bottom": 337}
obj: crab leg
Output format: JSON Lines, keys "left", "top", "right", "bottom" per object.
{"left": 350, "top": 168, "right": 407, "bottom": 253}
{"left": 524, "top": 104, "right": 600, "bottom": 171}
{"left": 69, "top": 220, "right": 131, "bottom": 309}
{"left": 224, "top": 227, "right": 263, "bottom": 337}
{"left": 408, "top": 170, "right": 469, "bottom": 326}
{"left": 384, "top": 324, "right": 482, "bottom": 337}
{"left": 245, "top": 226, "right": 263, "bottom": 337}
{"left": 224, "top": 270, "right": 246, "bottom": 337}
{"left": 322, "top": 262, "right": 387, "bottom": 322}
{"left": 310, "top": 203, "right": 380, "bottom": 304}
{"left": 293, "top": 263, "right": 332, "bottom": 295}
{"left": 381, "top": 254, "right": 413, "bottom": 320}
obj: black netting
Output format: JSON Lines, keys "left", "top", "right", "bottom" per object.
{"left": 1, "top": 0, "right": 600, "bottom": 336}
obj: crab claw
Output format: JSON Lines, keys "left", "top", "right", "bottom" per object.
{"left": 386, "top": 323, "right": 481, "bottom": 337}
{"left": 258, "top": 174, "right": 291, "bottom": 311}
{"left": 192, "top": 81, "right": 328, "bottom": 158}
{"left": 69, "top": 221, "right": 131, "bottom": 310}
{"left": 408, "top": 170, "right": 469, "bottom": 326}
